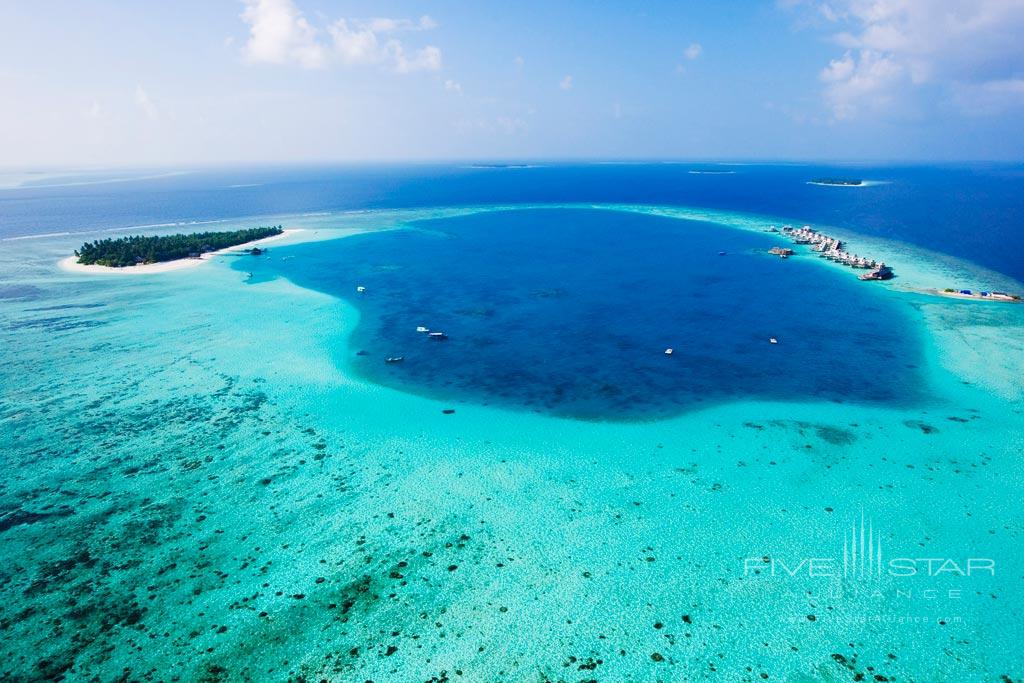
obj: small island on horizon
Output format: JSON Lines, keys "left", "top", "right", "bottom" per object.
{"left": 809, "top": 177, "right": 865, "bottom": 186}
{"left": 74, "top": 226, "right": 283, "bottom": 268}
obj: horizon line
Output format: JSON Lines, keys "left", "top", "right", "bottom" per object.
{"left": 3, "top": 157, "right": 1024, "bottom": 174}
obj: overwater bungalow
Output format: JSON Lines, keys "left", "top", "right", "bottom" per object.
{"left": 780, "top": 224, "right": 893, "bottom": 278}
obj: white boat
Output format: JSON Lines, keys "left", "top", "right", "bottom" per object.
{"left": 769, "top": 337, "right": 778, "bottom": 344}
{"left": 356, "top": 286, "right": 366, "bottom": 293}
{"left": 429, "top": 331, "right": 448, "bottom": 340}
{"left": 416, "top": 326, "right": 429, "bottom": 333}
{"left": 664, "top": 348, "right": 674, "bottom": 355}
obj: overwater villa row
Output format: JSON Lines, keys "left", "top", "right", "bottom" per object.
{"left": 767, "top": 224, "right": 894, "bottom": 280}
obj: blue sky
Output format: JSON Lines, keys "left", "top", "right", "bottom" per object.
{"left": 1, "top": 0, "right": 1023, "bottom": 165}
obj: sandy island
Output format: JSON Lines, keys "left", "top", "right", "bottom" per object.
{"left": 920, "top": 288, "right": 1020, "bottom": 303}
{"left": 806, "top": 180, "right": 889, "bottom": 188}
{"left": 58, "top": 229, "right": 303, "bottom": 275}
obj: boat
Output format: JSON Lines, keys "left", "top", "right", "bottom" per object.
{"left": 428, "top": 332, "right": 448, "bottom": 340}
{"left": 356, "top": 286, "right": 366, "bottom": 293}
{"left": 664, "top": 348, "right": 674, "bottom": 355}
{"left": 385, "top": 356, "right": 404, "bottom": 363}
{"left": 769, "top": 337, "right": 778, "bottom": 344}
{"left": 416, "top": 326, "right": 429, "bottom": 333}
{"left": 859, "top": 264, "right": 894, "bottom": 281}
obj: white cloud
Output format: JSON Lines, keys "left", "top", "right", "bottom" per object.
{"left": 134, "top": 85, "right": 159, "bottom": 121}
{"left": 820, "top": 50, "right": 903, "bottom": 119}
{"left": 798, "top": 0, "right": 1024, "bottom": 118}
{"left": 327, "top": 19, "right": 380, "bottom": 66}
{"left": 560, "top": 75, "right": 573, "bottom": 90}
{"left": 364, "top": 15, "right": 436, "bottom": 32}
{"left": 240, "top": 0, "right": 327, "bottom": 69}
{"left": 817, "top": 3, "right": 841, "bottom": 22}
{"left": 676, "top": 42, "right": 703, "bottom": 73}
{"left": 444, "top": 79, "right": 462, "bottom": 94}
{"left": 240, "top": 0, "right": 442, "bottom": 73}
{"left": 392, "top": 44, "right": 442, "bottom": 74}
{"left": 820, "top": 52, "right": 854, "bottom": 83}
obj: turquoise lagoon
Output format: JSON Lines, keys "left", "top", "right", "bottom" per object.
{"left": 1, "top": 202, "right": 1023, "bottom": 681}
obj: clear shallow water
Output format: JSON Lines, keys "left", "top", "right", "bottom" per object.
{"left": 243, "top": 208, "right": 924, "bottom": 420}
{"left": 0, "top": 172, "right": 1023, "bottom": 681}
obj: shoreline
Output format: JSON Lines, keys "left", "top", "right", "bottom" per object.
{"left": 58, "top": 228, "right": 303, "bottom": 275}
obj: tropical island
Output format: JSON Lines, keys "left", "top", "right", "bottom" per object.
{"left": 809, "top": 178, "right": 865, "bottom": 186}
{"left": 73, "top": 226, "right": 284, "bottom": 267}
{"left": 932, "top": 287, "right": 1021, "bottom": 303}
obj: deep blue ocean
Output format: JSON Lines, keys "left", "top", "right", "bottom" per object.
{"left": 2, "top": 163, "right": 1023, "bottom": 281}
{"left": 240, "top": 208, "right": 923, "bottom": 419}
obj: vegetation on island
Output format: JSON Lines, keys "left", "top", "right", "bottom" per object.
{"left": 74, "top": 226, "right": 283, "bottom": 267}
{"left": 810, "top": 178, "right": 864, "bottom": 186}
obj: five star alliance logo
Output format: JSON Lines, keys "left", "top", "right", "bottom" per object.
{"left": 744, "top": 510, "right": 995, "bottom": 579}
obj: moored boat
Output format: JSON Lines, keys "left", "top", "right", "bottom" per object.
{"left": 859, "top": 264, "right": 894, "bottom": 281}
